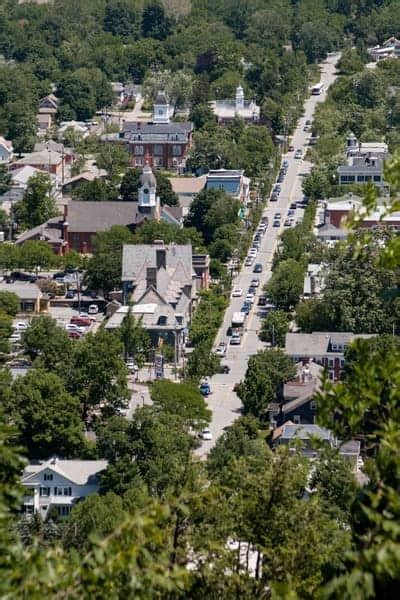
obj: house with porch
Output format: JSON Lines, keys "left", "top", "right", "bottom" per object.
{"left": 210, "top": 85, "right": 260, "bottom": 124}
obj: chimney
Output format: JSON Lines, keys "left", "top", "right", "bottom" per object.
{"left": 63, "top": 204, "right": 68, "bottom": 219}
{"left": 156, "top": 248, "right": 166, "bottom": 270}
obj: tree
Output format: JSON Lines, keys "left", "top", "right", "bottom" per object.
{"left": 0, "top": 243, "right": 19, "bottom": 273}
{"left": 0, "top": 291, "right": 19, "bottom": 317}
{"left": 265, "top": 259, "right": 304, "bottom": 311}
{"left": 22, "top": 315, "right": 74, "bottom": 378}
{"left": 18, "top": 240, "right": 57, "bottom": 273}
{"left": 0, "top": 165, "right": 12, "bottom": 196}
{"left": 141, "top": 0, "right": 171, "bottom": 40}
{"left": 185, "top": 188, "right": 239, "bottom": 245}
{"left": 238, "top": 349, "right": 296, "bottom": 419}
{"left": 150, "top": 379, "right": 211, "bottom": 431}
{"left": 117, "top": 309, "right": 150, "bottom": 366}
{"left": 70, "top": 329, "right": 129, "bottom": 422}
{"left": 0, "top": 311, "right": 12, "bottom": 355}
{"left": 120, "top": 168, "right": 141, "bottom": 201}
{"left": 259, "top": 310, "right": 289, "bottom": 347}
{"left": 10, "top": 369, "right": 85, "bottom": 459}
{"left": 72, "top": 178, "right": 119, "bottom": 202}
{"left": 154, "top": 171, "right": 179, "bottom": 206}
{"left": 95, "top": 144, "right": 130, "bottom": 182}
{"left": 14, "top": 172, "right": 58, "bottom": 229}
{"left": 133, "top": 220, "right": 203, "bottom": 247}
{"left": 103, "top": 1, "right": 138, "bottom": 38}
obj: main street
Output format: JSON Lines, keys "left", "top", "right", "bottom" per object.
{"left": 197, "top": 53, "right": 341, "bottom": 456}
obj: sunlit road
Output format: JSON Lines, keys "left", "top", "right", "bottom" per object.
{"left": 197, "top": 53, "right": 341, "bottom": 456}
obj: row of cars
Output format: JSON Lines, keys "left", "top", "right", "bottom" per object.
{"left": 65, "top": 313, "right": 97, "bottom": 339}
{"left": 244, "top": 219, "right": 268, "bottom": 268}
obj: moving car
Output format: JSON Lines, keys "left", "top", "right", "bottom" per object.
{"left": 253, "top": 263, "right": 263, "bottom": 273}
{"left": 294, "top": 149, "right": 303, "bottom": 159}
{"left": 251, "top": 278, "right": 260, "bottom": 287}
{"left": 240, "top": 302, "right": 250, "bottom": 315}
{"left": 199, "top": 382, "right": 211, "bottom": 396}
{"left": 273, "top": 219, "right": 280, "bottom": 227}
{"left": 231, "top": 288, "right": 243, "bottom": 298}
{"left": 230, "top": 331, "right": 241, "bottom": 345}
{"left": 246, "top": 292, "right": 255, "bottom": 304}
{"left": 284, "top": 219, "right": 292, "bottom": 227}
{"left": 199, "top": 428, "right": 212, "bottom": 441}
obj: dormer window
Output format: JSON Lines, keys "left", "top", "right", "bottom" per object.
{"left": 157, "top": 316, "right": 167, "bottom": 325}
{"left": 44, "top": 473, "right": 53, "bottom": 481}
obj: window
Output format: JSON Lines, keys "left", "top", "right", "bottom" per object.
{"left": 340, "top": 359, "right": 345, "bottom": 367}
{"left": 154, "top": 157, "right": 163, "bottom": 167}
{"left": 63, "top": 487, "right": 72, "bottom": 496}
{"left": 331, "top": 344, "right": 337, "bottom": 351}
{"left": 153, "top": 144, "right": 163, "bottom": 155}
{"left": 53, "top": 487, "right": 66, "bottom": 496}
{"left": 58, "top": 506, "right": 70, "bottom": 517}
{"left": 365, "top": 175, "right": 372, "bottom": 182}
{"left": 44, "top": 473, "right": 53, "bottom": 481}
{"left": 310, "top": 401, "right": 317, "bottom": 411}
{"left": 40, "top": 487, "right": 50, "bottom": 496}
{"left": 134, "top": 145, "right": 144, "bottom": 155}
{"left": 329, "top": 371, "right": 334, "bottom": 380}
{"left": 24, "top": 505, "right": 34, "bottom": 514}
{"left": 135, "top": 158, "right": 143, "bottom": 166}
{"left": 357, "top": 175, "right": 365, "bottom": 182}
{"left": 293, "top": 415, "right": 301, "bottom": 424}
{"left": 172, "top": 145, "right": 181, "bottom": 156}
{"left": 157, "top": 316, "right": 167, "bottom": 326}
{"left": 374, "top": 175, "right": 381, "bottom": 182}
{"left": 328, "top": 359, "right": 334, "bottom": 368}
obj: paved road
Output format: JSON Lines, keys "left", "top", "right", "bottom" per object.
{"left": 197, "top": 53, "right": 341, "bottom": 456}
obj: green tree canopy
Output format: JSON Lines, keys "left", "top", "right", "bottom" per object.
{"left": 14, "top": 173, "right": 58, "bottom": 229}
{"left": 0, "top": 291, "right": 19, "bottom": 316}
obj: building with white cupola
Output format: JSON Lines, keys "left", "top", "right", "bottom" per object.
{"left": 210, "top": 85, "right": 260, "bottom": 124}
{"left": 120, "top": 91, "right": 193, "bottom": 172}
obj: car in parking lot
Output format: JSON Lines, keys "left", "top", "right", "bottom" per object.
{"left": 294, "top": 149, "right": 303, "bottom": 159}
{"left": 65, "top": 290, "right": 75, "bottom": 299}
{"left": 199, "top": 382, "right": 211, "bottom": 396}
{"left": 251, "top": 278, "right": 260, "bottom": 287}
{"left": 71, "top": 315, "right": 91, "bottom": 327}
{"left": 88, "top": 304, "right": 99, "bottom": 315}
{"left": 231, "top": 288, "right": 243, "bottom": 298}
{"left": 199, "top": 428, "right": 212, "bottom": 441}
{"left": 253, "top": 263, "right": 262, "bottom": 273}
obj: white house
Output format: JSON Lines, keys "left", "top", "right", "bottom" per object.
{"left": 21, "top": 457, "right": 108, "bottom": 517}
{"left": 0, "top": 136, "right": 13, "bottom": 163}
{"left": 210, "top": 85, "right": 260, "bottom": 124}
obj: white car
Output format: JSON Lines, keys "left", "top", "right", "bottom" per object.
{"left": 199, "top": 428, "right": 212, "bottom": 441}
{"left": 14, "top": 322, "right": 28, "bottom": 331}
{"left": 65, "top": 323, "right": 84, "bottom": 333}
{"left": 245, "top": 256, "right": 254, "bottom": 266}
{"left": 88, "top": 304, "right": 99, "bottom": 315}
{"left": 215, "top": 343, "right": 227, "bottom": 357}
{"left": 248, "top": 248, "right": 257, "bottom": 256}
{"left": 246, "top": 293, "right": 255, "bottom": 304}
{"left": 251, "top": 278, "right": 260, "bottom": 287}
{"left": 231, "top": 288, "right": 243, "bottom": 298}
{"left": 9, "top": 332, "right": 21, "bottom": 343}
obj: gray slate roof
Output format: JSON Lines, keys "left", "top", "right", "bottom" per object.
{"left": 281, "top": 424, "right": 333, "bottom": 442}
{"left": 122, "top": 121, "right": 193, "bottom": 135}
{"left": 285, "top": 332, "right": 374, "bottom": 356}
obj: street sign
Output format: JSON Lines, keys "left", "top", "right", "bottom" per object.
{"left": 154, "top": 353, "right": 164, "bottom": 379}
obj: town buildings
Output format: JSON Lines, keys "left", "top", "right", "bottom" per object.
{"left": 338, "top": 133, "right": 389, "bottom": 187}
{"left": 210, "top": 85, "right": 260, "bottom": 124}
{"left": 21, "top": 458, "right": 108, "bottom": 517}
{"left": 320, "top": 193, "right": 400, "bottom": 234}
{"left": 205, "top": 169, "right": 250, "bottom": 205}
{"left": 0, "top": 136, "right": 13, "bottom": 163}
{"left": 120, "top": 92, "right": 193, "bottom": 171}
{"left": 367, "top": 36, "right": 400, "bottom": 62}
{"left": 284, "top": 331, "right": 375, "bottom": 381}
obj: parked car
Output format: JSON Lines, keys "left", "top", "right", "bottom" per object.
{"left": 14, "top": 322, "right": 28, "bottom": 331}
{"left": 246, "top": 292, "right": 255, "bottom": 304}
{"left": 273, "top": 220, "right": 280, "bottom": 227}
{"left": 240, "top": 302, "right": 250, "bottom": 315}
{"left": 270, "top": 192, "right": 279, "bottom": 202}
{"left": 71, "top": 316, "right": 91, "bottom": 327}
{"left": 305, "top": 119, "right": 311, "bottom": 126}
{"left": 261, "top": 216, "right": 269, "bottom": 225}
{"left": 253, "top": 263, "right": 263, "bottom": 273}
{"left": 294, "top": 149, "right": 303, "bottom": 159}
{"left": 65, "top": 290, "right": 75, "bottom": 299}
{"left": 65, "top": 323, "right": 83, "bottom": 333}
{"left": 288, "top": 144, "right": 294, "bottom": 151}
{"left": 199, "top": 382, "right": 211, "bottom": 396}
{"left": 277, "top": 173, "right": 285, "bottom": 183}
{"left": 199, "top": 428, "right": 212, "bottom": 441}
{"left": 287, "top": 209, "right": 295, "bottom": 216}
{"left": 68, "top": 330, "right": 82, "bottom": 339}
{"left": 284, "top": 219, "right": 292, "bottom": 227}
{"left": 290, "top": 202, "right": 297, "bottom": 209}
{"left": 215, "top": 342, "right": 227, "bottom": 357}
{"left": 251, "top": 278, "right": 260, "bottom": 287}
{"left": 244, "top": 257, "right": 254, "bottom": 267}
{"left": 88, "top": 304, "right": 99, "bottom": 315}
{"left": 219, "top": 364, "right": 230, "bottom": 374}
{"left": 9, "top": 332, "right": 21, "bottom": 343}
{"left": 258, "top": 296, "right": 267, "bottom": 306}
{"left": 274, "top": 212, "right": 281, "bottom": 219}
{"left": 231, "top": 288, "right": 243, "bottom": 298}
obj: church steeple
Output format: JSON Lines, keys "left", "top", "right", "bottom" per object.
{"left": 235, "top": 85, "right": 244, "bottom": 111}
{"left": 153, "top": 91, "right": 169, "bottom": 124}
{"left": 138, "top": 163, "right": 157, "bottom": 212}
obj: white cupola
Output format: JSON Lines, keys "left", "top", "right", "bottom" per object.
{"left": 235, "top": 85, "right": 244, "bottom": 111}
{"left": 139, "top": 163, "right": 157, "bottom": 211}
{"left": 153, "top": 91, "right": 169, "bottom": 124}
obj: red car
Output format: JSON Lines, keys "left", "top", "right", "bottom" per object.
{"left": 70, "top": 316, "right": 91, "bottom": 327}
{"left": 288, "top": 144, "right": 294, "bottom": 152}
{"left": 68, "top": 330, "right": 82, "bottom": 339}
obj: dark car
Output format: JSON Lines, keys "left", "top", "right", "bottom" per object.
{"left": 258, "top": 296, "right": 267, "bottom": 306}
{"left": 277, "top": 174, "right": 285, "bottom": 183}
{"left": 290, "top": 202, "right": 297, "bottom": 209}
{"left": 253, "top": 263, "right": 262, "bottom": 273}
{"left": 66, "top": 290, "right": 75, "bottom": 299}
{"left": 199, "top": 382, "right": 211, "bottom": 396}
{"left": 261, "top": 217, "right": 269, "bottom": 224}
{"left": 240, "top": 302, "right": 250, "bottom": 315}
{"left": 273, "top": 219, "right": 280, "bottom": 227}
{"left": 270, "top": 192, "right": 278, "bottom": 201}
{"left": 219, "top": 364, "right": 230, "bottom": 374}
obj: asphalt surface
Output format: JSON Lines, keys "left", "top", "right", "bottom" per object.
{"left": 197, "top": 53, "right": 341, "bottom": 456}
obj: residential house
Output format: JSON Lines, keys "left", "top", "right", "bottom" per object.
{"left": 110, "top": 241, "right": 201, "bottom": 352}
{"left": 0, "top": 165, "right": 44, "bottom": 206}
{"left": 316, "top": 222, "right": 348, "bottom": 244}
{"left": 272, "top": 423, "right": 361, "bottom": 469}
{"left": 0, "top": 281, "right": 47, "bottom": 313}
{"left": 119, "top": 92, "right": 194, "bottom": 171}
{"left": 0, "top": 136, "right": 13, "bottom": 163}
{"left": 284, "top": 331, "right": 375, "bottom": 381}
{"left": 368, "top": 36, "right": 400, "bottom": 62}
{"left": 338, "top": 133, "right": 389, "bottom": 187}
{"left": 205, "top": 169, "right": 250, "bottom": 205}
{"left": 58, "top": 120, "right": 90, "bottom": 139}
{"left": 345, "top": 132, "right": 388, "bottom": 159}
{"left": 21, "top": 457, "right": 108, "bottom": 517}
{"left": 210, "top": 85, "right": 260, "bottom": 124}
{"left": 10, "top": 149, "right": 66, "bottom": 179}
{"left": 34, "top": 142, "right": 74, "bottom": 165}
{"left": 303, "top": 263, "right": 326, "bottom": 298}
{"left": 322, "top": 193, "right": 400, "bottom": 232}
{"left": 15, "top": 165, "right": 183, "bottom": 254}
{"left": 39, "top": 94, "right": 59, "bottom": 113}
{"left": 168, "top": 175, "right": 207, "bottom": 217}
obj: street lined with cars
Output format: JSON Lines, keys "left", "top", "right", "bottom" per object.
{"left": 197, "top": 53, "right": 340, "bottom": 455}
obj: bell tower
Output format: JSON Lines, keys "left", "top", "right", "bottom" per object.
{"left": 153, "top": 91, "right": 169, "bottom": 124}
{"left": 138, "top": 163, "right": 157, "bottom": 213}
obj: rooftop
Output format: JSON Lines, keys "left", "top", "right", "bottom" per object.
{"left": 22, "top": 458, "right": 108, "bottom": 485}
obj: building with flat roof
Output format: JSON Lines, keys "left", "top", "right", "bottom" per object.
{"left": 210, "top": 86, "right": 260, "bottom": 124}
{"left": 205, "top": 169, "right": 250, "bottom": 204}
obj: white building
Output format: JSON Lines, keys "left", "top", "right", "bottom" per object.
{"left": 21, "top": 458, "right": 108, "bottom": 517}
{"left": 368, "top": 36, "right": 400, "bottom": 62}
{"left": 210, "top": 85, "right": 260, "bottom": 124}
{"left": 0, "top": 136, "right": 13, "bottom": 163}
